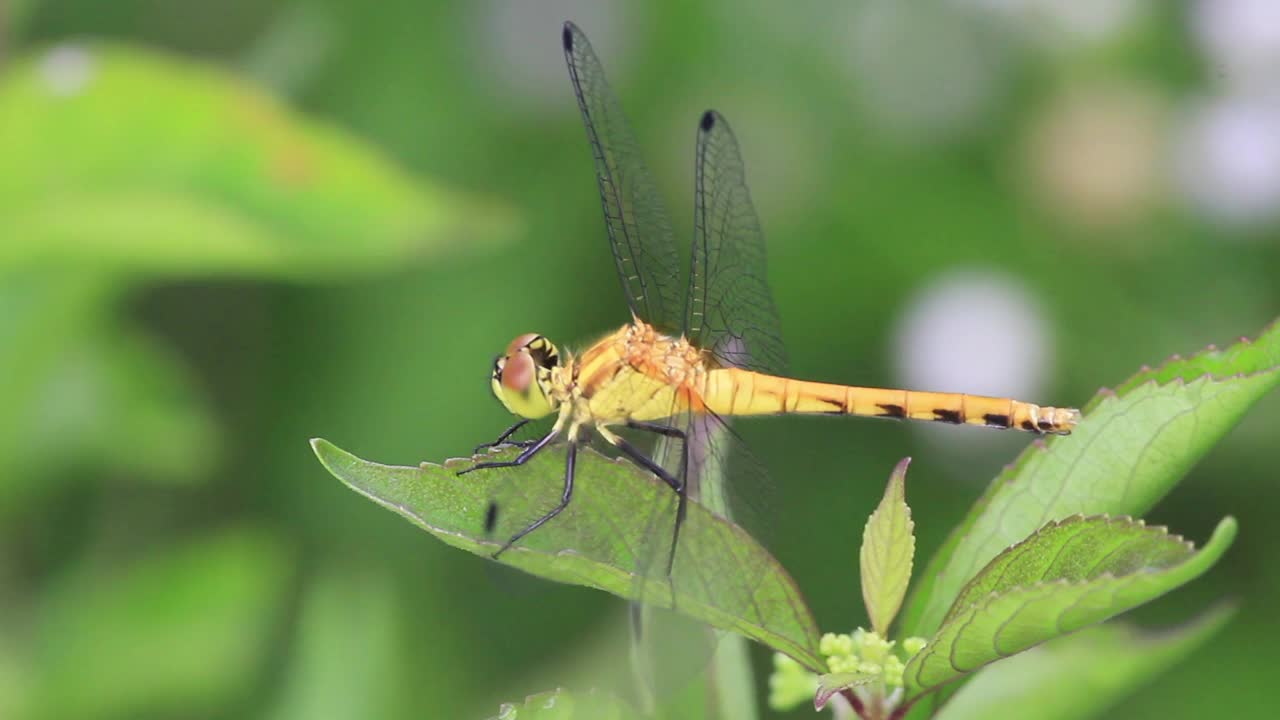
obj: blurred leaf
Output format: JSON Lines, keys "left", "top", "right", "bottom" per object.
{"left": 860, "top": 457, "right": 915, "bottom": 636}
{"left": 489, "top": 688, "right": 640, "bottom": 720}
{"left": 310, "top": 439, "right": 824, "bottom": 670}
{"left": 0, "top": 274, "right": 217, "bottom": 513}
{"left": 28, "top": 321, "right": 218, "bottom": 481}
{"left": 711, "top": 633, "right": 759, "bottom": 720}
{"left": 902, "top": 515, "right": 1236, "bottom": 698}
{"left": 0, "top": 274, "right": 112, "bottom": 508}
{"left": 0, "top": 43, "right": 516, "bottom": 277}
{"left": 936, "top": 604, "right": 1235, "bottom": 720}
{"left": 0, "top": 620, "right": 31, "bottom": 720}
{"left": 5, "top": 0, "right": 36, "bottom": 38}
{"left": 265, "top": 567, "right": 399, "bottom": 720}
{"left": 31, "top": 527, "right": 291, "bottom": 720}
{"left": 904, "top": 319, "right": 1280, "bottom": 638}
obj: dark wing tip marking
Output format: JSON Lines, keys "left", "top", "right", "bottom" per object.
{"left": 562, "top": 22, "right": 575, "bottom": 51}
{"left": 700, "top": 110, "right": 716, "bottom": 132}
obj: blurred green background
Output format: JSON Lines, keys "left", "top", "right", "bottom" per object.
{"left": 2, "top": 0, "right": 1277, "bottom": 718}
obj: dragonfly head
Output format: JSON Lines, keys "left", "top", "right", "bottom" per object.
{"left": 491, "top": 333, "right": 561, "bottom": 419}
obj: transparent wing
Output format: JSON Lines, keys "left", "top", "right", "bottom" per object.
{"left": 630, "top": 111, "right": 793, "bottom": 702}
{"left": 685, "top": 110, "right": 787, "bottom": 375}
{"left": 563, "top": 22, "right": 683, "bottom": 331}
{"left": 627, "top": 403, "right": 785, "bottom": 705}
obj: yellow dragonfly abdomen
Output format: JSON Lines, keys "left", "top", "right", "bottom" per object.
{"left": 699, "top": 366, "right": 1079, "bottom": 435}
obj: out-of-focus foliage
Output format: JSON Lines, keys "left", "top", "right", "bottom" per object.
{"left": 2, "top": 1, "right": 1278, "bottom": 719}
{"left": 0, "top": 44, "right": 513, "bottom": 276}
{"left": 488, "top": 688, "right": 640, "bottom": 720}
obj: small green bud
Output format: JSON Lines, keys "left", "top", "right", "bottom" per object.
{"left": 768, "top": 652, "right": 818, "bottom": 711}
{"left": 883, "top": 655, "right": 906, "bottom": 688}
{"left": 820, "top": 632, "right": 855, "bottom": 658}
{"left": 856, "top": 629, "right": 894, "bottom": 663}
{"left": 902, "top": 637, "right": 927, "bottom": 657}
{"left": 828, "top": 655, "right": 861, "bottom": 674}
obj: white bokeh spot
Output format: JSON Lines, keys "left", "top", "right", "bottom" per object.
{"left": 41, "top": 45, "right": 95, "bottom": 97}
{"left": 1193, "top": 0, "right": 1280, "bottom": 82}
{"left": 892, "top": 269, "right": 1052, "bottom": 410}
{"left": 1175, "top": 92, "right": 1280, "bottom": 228}
{"left": 475, "top": 0, "right": 632, "bottom": 112}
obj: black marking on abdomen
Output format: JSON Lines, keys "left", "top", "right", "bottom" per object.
{"left": 820, "top": 397, "right": 846, "bottom": 415}
{"left": 877, "top": 403, "right": 906, "bottom": 419}
{"left": 1037, "top": 419, "right": 1055, "bottom": 431}
{"left": 983, "top": 413, "right": 1011, "bottom": 428}
{"left": 1020, "top": 419, "right": 1038, "bottom": 432}
{"left": 933, "top": 408, "right": 963, "bottom": 424}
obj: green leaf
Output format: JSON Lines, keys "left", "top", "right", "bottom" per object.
{"left": 28, "top": 322, "right": 218, "bottom": 481}
{"left": 31, "top": 527, "right": 291, "bottom": 719}
{"left": 902, "top": 515, "right": 1236, "bottom": 698}
{"left": 265, "top": 568, "right": 400, "bottom": 720}
{"left": 936, "top": 604, "right": 1235, "bottom": 720}
{"left": 0, "top": 43, "right": 516, "bottom": 277}
{"left": 310, "top": 438, "right": 824, "bottom": 670}
{"left": 0, "top": 274, "right": 218, "bottom": 512}
{"left": 490, "top": 688, "right": 641, "bottom": 720}
{"left": 861, "top": 457, "right": 915, "bottom": 636}
{"left": 904, "top": 319, "right": 1280, "bottom": 638}
{"left": 814, "top": 672, "right": 876, "bottom": 711}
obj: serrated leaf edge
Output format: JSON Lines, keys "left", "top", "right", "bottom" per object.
{"left": 938, "top": 513, "right": 1194, "bottom": 627}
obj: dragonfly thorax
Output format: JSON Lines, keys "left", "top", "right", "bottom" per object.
{"left": 490, "top": 333, "right": 562, "bottom": 419}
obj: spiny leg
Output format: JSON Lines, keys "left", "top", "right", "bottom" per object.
{"left": 456, "top": 427, "right": 558, "bottom": 476}
{"left": 490, "top": 438, "right": 578, "bottom": 559}
{"left": 609, "top": 423, "right": 689, "bottom": 584}
{"left": 473, "top": 418, "right": 533, "bottom": 455}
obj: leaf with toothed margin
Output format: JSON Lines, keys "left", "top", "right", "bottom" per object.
{"left": 814, "top": 672, "right": 876, "bottom": 711}
{"left": 935, "top": 603, "right": 1235, "bottom": 720}
{"left": 901, "top": 515, "right": 1236, "bottom": 698}
{"left": 309, "top": 439, "right": 824, "bottom": 670}
{"left": 488, "top": 687, "right": 641, "bottom": 719}
{"left": 861, "top": 458, "right": 915, "bottom": 637}
{"left": 902, "top": 318, "right": 1280, "bottom": 640}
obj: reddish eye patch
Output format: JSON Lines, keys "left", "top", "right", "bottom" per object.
{"left": 500, "top": 351, "right": 535, "bottom": 393}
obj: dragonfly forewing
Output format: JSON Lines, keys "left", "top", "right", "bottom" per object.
{"left": 563, "top": 22, "right": 683, "bottom": 332}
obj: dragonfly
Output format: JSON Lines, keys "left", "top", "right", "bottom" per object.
{"left": 461, "top": 21, "right": 1079, "bottom": 577}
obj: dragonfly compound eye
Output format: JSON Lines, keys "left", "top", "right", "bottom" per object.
{"left": 490, "top": 338, "right": 559, "bottom": 420}
{"left": 506, "top": 333, "right": 560, "bottom": 370}
{"left": 500, "top": 352, "right": 535, "bottom": 393}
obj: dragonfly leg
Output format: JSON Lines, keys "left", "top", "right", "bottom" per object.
{"left": 456, "top": 427, "right": 558, "bottom": 476}
{"left": 609, "top": 425, "right": 688, "bottom": 583}
{"left": 626, "top": 420, "right": 689, "bottom": 482}
{"left": 472, "top": 418, "right": 533, "bottom": 455}
{"left": 492, "top": 438, "right": 578, "bottom": 558}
